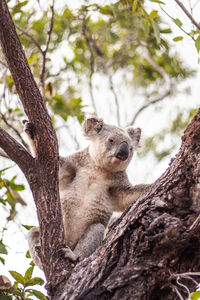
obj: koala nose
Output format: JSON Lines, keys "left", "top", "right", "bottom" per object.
{"left": 115, "top": 142, "right": 129, "bottom": 161}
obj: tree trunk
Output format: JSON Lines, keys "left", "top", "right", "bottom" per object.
{"left": 0, "top": 0, "right": 72, "bottom": 296}
{"left": 1, "top": 1, "right": 200, "bottom": 300}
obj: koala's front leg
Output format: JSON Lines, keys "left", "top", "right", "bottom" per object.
{"left": 23, "top": 120, "right": 36, "bottom": 157}
{"left": 62, "top": 223, "right": 105, "bottom": 261}
{"left": 110, "top": 184, "right": 151, "bottom": 212}
{"left": 73, "top": 223, "right": 105, "bottom": 260}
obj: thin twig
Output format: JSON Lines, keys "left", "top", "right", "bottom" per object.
{"left": 82, "top": 15, "right": 121, "bottom": 125}
{"left": 18, "top": 11, "right": 36, "bottom": 37}
{"left": 15, "top": 24, "right": 43, "bottom": 53}
{"left": 57, "top": 123, "right": 80, "bottom": 151}
{"left": 0, "top": 113, "right": 28, "bottom": 148}
{"left": 89, "top": 71, "right": 97, "bottom": 113}
{"left": 171, "top": 284, "right": 184, "bottom": 300}
{"left": 190, "top": 214, "right": 200, "bottom": 230}
{"left": 170, "top": 272, "right": 200, "bottom": 299}
{"left": 173, "top": 272, "right": 200, "bottom": 278}
{"left": 176, "top": 277, "right": 191, "bottom": 298}
{"left": 82, "top": 15, "right": 97, "bottom": 113}
{"left": 174, "top": 0, "right": 200, "bottom": 31}
{"left": 94, "top": 44, "right": 121, "bottom": 126}
{"left": 40, "top": 2, "right": 55, "bottom": 98}
{"left": 160, "top": 5, "right": 195, "bottom": 41}
{"left": 184, "top": 275, "right": 198, "bottom": 286}
{"left": 129, "top": 42, "right": 172, "bottom": 126}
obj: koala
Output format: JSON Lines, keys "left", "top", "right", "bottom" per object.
{"left": 26, "top": 117, "right": 150, "bottom": 268}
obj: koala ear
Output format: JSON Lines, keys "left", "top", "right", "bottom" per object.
{"left": 126, "top": 127, "right": 141, "bottom": 147}
{"left": 83, "top": 117, "right": 104, "bottom": 137}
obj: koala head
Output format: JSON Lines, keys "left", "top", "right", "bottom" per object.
{"left": 83, "top": 117, "right": 141, "bottom": 172}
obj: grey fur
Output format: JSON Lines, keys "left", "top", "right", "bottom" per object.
{"left": 26, "top": 117, "right": 150, "bottom": 268}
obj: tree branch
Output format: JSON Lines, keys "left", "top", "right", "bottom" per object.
{"left": 0, "top": 113, "right": 28, "bottom": 148}
{"left": 0, "top": 148, "right": 10, "bottom": 159}
{"left": 0, "top": 127, "right": 33, "bottom": 174}
{"left": 174, "top": 0, "right": 200, "bottom": 31}
{"left": 129, "top": 43, "right": 172, "bottom": 126}
{"left": 15, "top": 24, "right": 43, "bottom": 53}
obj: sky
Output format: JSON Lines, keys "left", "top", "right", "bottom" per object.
{"left": 1, "top": 0, "right": 200, "bottom": 297}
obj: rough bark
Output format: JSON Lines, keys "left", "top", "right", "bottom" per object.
{"left": 1, "top": 1, "right": 200, "bottom": 300}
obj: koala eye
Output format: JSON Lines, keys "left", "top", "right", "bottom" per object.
{"left": 130, "top": 146, "right": 133, "bottom": 151}
{"left": 108, "top": 138, "right": 114, "bottom": 144}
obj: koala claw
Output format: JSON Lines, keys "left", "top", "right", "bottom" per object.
{"left": 59, "top": 246, "right": 78, "bottom": 262}
{"left": 23, "top": 120, "right": 35, "bottom": 140}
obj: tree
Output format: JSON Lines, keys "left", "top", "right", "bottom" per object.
{"left": 0, "top": 0, "right": 200, "bottom": 299}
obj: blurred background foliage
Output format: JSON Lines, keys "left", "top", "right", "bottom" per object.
{"left": 0, "top": 0, "right": 199, "bottom": 297}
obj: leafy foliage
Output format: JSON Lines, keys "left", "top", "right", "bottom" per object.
{"left": 0, "top": 167, "right": 26, "bottom": 266}
{"left": 0, "top": 266, "right": 47, "bottom": 299}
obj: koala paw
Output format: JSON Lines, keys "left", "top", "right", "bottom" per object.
{"left": 59, "top": 246, "right": 78, "bottom": 262}
{"left": 23, "top": 120, "right": 35, "bottom": 140}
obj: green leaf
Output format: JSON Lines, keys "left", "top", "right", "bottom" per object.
{"left": 99, "top": 5, "right": 113, "bottom": 15}
{"left": 132, "top": 0, "right": 138, "bottom": 12}
{"left": 173, "top": 18, "right": 183, "bottom": 28}
{"left": 0, "top": 256, "right": 5, "bottom": 264}
{"left": 22, "top": 225, "right": 34, "bottom": 231}
{"left": 149, "top": 10, "right": 158, "bottom": 20}
{"left": 0, "top": 241, "right": 7, "bottom": 255}
{"left": 26, "top": 289, "right": 47, "bottom": 300}
{"left": 190, "top": 290, "right": 200, "bottom": 300}
{"left": 9, "top": 270, "right": 25, "bottom": 285}
{"left": 11, "top": 184, "right": 25, "bottom": 191}
{"left": 160, "top": 28, "right": 172, "bottom": 34}
{"left": 0, "top": 166, "right": 12, "bottom": 174}
{"left": 152, "top": 20, "right": 160, "bottom": 44}
{"left": 24, "top": 266, "right": 34, "bottom": 281}
{"left": 195, "top": 35, "right": 200, "bottom": 53}
{"left": 173, "top": 36, "right": 183, "bottom": 42}
{"left": 26, "top": 250, "right": 31, "bottom": 259}
{"left": 0, "top": 296, "right": 12, "bottom": 300}
{"left": 149, "top": 0, "right": 165, "bottom": 4}
{"left": 25, "top": 277, "right": 45, "bottom": 287}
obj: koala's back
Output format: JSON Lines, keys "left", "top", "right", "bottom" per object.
{"left": 59, "top": 148, "right": 113, "bottom": 249}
